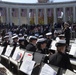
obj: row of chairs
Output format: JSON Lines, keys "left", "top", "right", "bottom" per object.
{"left": 0, "top": 45, "right": 75, "bottom": 75}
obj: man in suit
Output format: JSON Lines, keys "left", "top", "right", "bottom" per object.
{"left": 49, "top": 40, "right": 73, "bottom": 71}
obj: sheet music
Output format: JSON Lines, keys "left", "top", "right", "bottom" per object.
{"left": 22, "top": 52, "right": 33, "bottom": 62}
{"left": 5, "top": 45, "right": 13, "bottom": 57}
{"left": 20, "top": 60, "right": 35, "bottom": 75}
{"left": 51, "top": 41, "right": 57, "bottom": 51}
{"left": 0, "top": 46, "right": 4, "bottom": 55}
{"left": 69, "top": 46, "right": 76, "bottom": 57}
{"left": 39, "top": 64, "right": 57, "bottom": 75}
{"left": 15, "top": 49, "right": 24, "bottom": 62}
{"left": 65, "top": 69, "right": 76, "bottom": 75}
{"left": 12, "top": 47, "right": 21, "bottom": 60}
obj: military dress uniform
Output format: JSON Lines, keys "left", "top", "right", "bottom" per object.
{"left": 26, "top": 36, "right": 37, "bottom": 52}
{"left": 49, "top": 40, "right": 73, "bottom": 71}
{"left": 26, "top": 43, "right": 36, "bottom": 52}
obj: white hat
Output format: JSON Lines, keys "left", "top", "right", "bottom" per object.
{"left": 35, "top": 34, "right": 39, "bottom": 37}
{"left": 12, "top": 35, "right": 18, "bottom": 39}
{"left": 58, "top": 34, "right": 65, "bottom": 37}
{"left": 24, "top": 34, "right": 27, "bottom": 37}
{"left": 39, "top": 35, "right": 43, "bottom": 38}
{"left": 36, "top": 38, "right": 46, "bottom": 43}
{"left": 19, "top": 33, "right": 22, "bottom": 36}
{"left": 4, "top": 36, "right": 9, "bottom": 39}
{"left": 13, "top": 33, "right": 17, "bottom": 36}
{"left": 56, "top": 40, "right": 66, "bottom": 47}
{"left": 46, "top": 32, "right": 52, "bottom": 36}
{"left": 29, "top": 36, "right": 37, "bottom": 40}
{"left": 19, "top": 37, "right": 25, "bottom": 41}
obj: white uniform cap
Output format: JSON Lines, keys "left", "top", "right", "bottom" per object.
{"left": 4, "top": 36, "right": 9, "bottom": 39}
{"left": 24, "top": 34, "right": 27, "bottom": 37}
{"left": 46, "top": 32, "right": 52, "bottom": 36}
{"left": 56, "top": 39, "right": 66, "bottom": 47}
{"left": 57, "top": 40, "right": 66, "bottom": 44}
{"left": 36, "top": 38, "right": 46, "bottom": 43}
{"left": 19, "top": 33, "right": 22, "bottom": 36}
{"left": 29, "top": 36, "right": 37, "bottom": 40}
{"left": 13, "top": 33, "right": 17, "bottom": 36}
{"left": 58, "top": 34, "right": 65, "bottom": 37}
{"left": 12, "top": 35, "right": 18, "bottom": 39}
{"left": 19, "top": 37, "right": 25, "bottom": 41}
{"left": 35, "top": 34, "right": 39, "bottom": 37}
{"left": 39, "top": 35, "right": 43, "bottom": 38}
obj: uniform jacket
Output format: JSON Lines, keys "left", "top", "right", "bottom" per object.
{"left": 26, "top": 43, "right": 36, "bottom": 52}
{"left": 49, "top": 51, "right": 73, "bottom": 71}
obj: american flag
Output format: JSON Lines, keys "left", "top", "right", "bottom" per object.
{"left": 21, "top": 9, "right": 27, "bottom": 17}
{"left": 12, "top": 8, "right": 18, "bottom": 17}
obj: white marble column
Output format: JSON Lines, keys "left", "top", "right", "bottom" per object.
{"left": 18, "top": 8, "right": 21, "bottom": 26}
{"left": 63, "top": 7, "right": 66, "bottom": 22}
{"left": 54, "top": 8, "right": 57, "bottom": 23}
{"left": 9, "top": 8, "right": 12, "bottom": 26}
{"left": 73, "top": 6, "right": 76, "bottom": 23}
{"left": 35, "top": 9, "right": 38, "bottom": 25}
{"left": 27, "top": 8, "right": 30, "bottom": 25}
{"left": 6, "top": 7, "right": 9, "bottom": 24}
{"left": 44, "top": 8, "right": 47, "bottom": 24}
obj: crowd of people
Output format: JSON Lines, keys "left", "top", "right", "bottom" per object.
{"left": 0, "top": 21, "right": 75, "bottom": 73}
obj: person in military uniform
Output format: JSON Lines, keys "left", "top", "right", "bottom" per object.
{"left": 2, "top": 36, "right": 10, "bottom": 47}
{"left": 26, "top": 36, "right": 37, "bottom": 52}
{"left": 36, "top": 38, "right": 51, "bottom": 63}
{"left": 24, "top": 34, "right": 29, "bottom": 47}
{"left": 19, "top": 37, "right": 26, "bottom": 49}
{"left": 12, "top": 35, "right": 19, "bottom": 46}
{"left": 36, "top": 38, "right": 49, "bottom": 54}
{"left": 46, "top": 32, "right": 52, "bottom": 48}
{"left": 49, "top": 40, "right": 73, "bottom": 71}
{"left": 64, "top": 22, "right": 71, "bottom": 47}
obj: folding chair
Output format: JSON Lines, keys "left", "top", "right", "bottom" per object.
{"left": 31, "top": 52, "right": 45, "bottom": 75}
{"left": 9, "top": 47, "right": 25, "bottom": 74}
{"left": 1, "top": 45, "right": 14, "bottom": 68}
